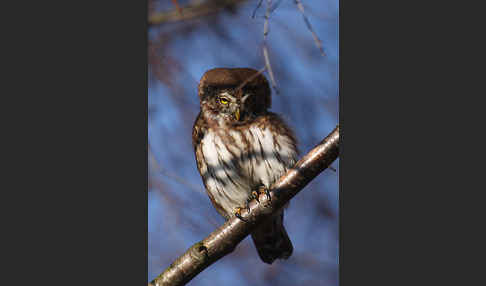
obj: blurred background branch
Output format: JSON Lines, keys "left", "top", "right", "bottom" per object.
{"left": 149, "top": 0, "right": 249, "bottom": 24}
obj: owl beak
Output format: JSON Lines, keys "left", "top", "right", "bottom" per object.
{"left": 235, "top": 108, "right": 240, "bottom": 121}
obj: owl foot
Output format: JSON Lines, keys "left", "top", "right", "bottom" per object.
{"left": 250, "top": 186, "right": 271, "bottom": 205}
{"left": 258, "top": 186, "right": 271, "bottom": 202}
{"left": 234, "top": 207, "right": 248, "bottom": 222}
{"left": 244, "top": 199, "right": 251, "bottom": 213}
{"left": 251, "top": 191, "right": 260, "bottom": 203}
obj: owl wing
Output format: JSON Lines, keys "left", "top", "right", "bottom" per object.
{"left": 192, "top": 112, "right": 205, "bottom": 150}
{"left": 248, "top": 112, "right": 298, "bottom": 263}
{"left": 246, "top": 112, "right": 299, "bottom": 188}
{"left": 192, "top": 112, "right": 228, "bottom": 217}
{"left": 264, "top": 112, "right": 299, "bottom": 159}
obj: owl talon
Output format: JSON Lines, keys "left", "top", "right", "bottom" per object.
{"left": 234, "top": 207, "right": 247, "bottom": 222}
{"left": 265, "top": 189, "right": 271, "bottom": 202}
{"left": 259, "top": 186, "right": 271, "bottom": 202}
{"left": 245, "top": 200, "right": 251, "bottom": 213}
{"left": 251, "top": 191, "right": 260, "bottom": 203}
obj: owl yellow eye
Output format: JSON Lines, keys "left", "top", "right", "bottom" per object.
{"left": 219, "top": 97, "right": 229, "bottom": 105}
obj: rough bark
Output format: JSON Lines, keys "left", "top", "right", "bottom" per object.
{"left": 149, "top": 125, "right": 339, "bottom": 286}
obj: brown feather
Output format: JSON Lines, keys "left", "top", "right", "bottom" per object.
{"left": 251, "top": 211, "right": 293, "bottom": 264}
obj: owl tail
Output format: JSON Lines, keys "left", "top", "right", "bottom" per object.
{"left": 251, "top": 211, "right": 293, "bottom": 264}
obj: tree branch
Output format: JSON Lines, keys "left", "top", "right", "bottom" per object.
{"left": 149, "top": 0, "right": 249, "bottom": 25}
{"left": 149, "top": 125, "right": 339, "bottom": 286}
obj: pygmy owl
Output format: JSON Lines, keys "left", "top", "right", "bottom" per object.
{"left": 192, "top": 68, "right": 298, "bottom": 264}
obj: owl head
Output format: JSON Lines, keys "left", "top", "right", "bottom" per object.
{"left": 198, "top": 68, "right": 271, "bottom": 124}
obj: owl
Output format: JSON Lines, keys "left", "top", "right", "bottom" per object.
{"left": 192, "top": 68, "right": 298, "bottom": 264}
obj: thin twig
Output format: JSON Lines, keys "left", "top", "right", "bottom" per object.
{"left": 263, "top": 43, "right": 278, "bottom": 94}
{"left": 294, "top": 0, "right": 326, "bottom": 56}
{"left": 252, "top": 0, "right": 264, "bottom": 18}
{"left": 262, "top": 0, "right": 279, "bottom": 94}
{"left": 149, "top": 125, "right": 339, "bottom": 286}
{"left": 269, "top": 0, "right": 283, "bottom": 13}
{"left": 263, "top": 0, "right": 271, "bottom": 40}
{"left": 236, "top": 66, "right": 267, "bottom": 91}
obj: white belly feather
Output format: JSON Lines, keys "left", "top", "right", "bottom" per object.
{"left": 200, "top": 125, "right": 297, "bottom": 217}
